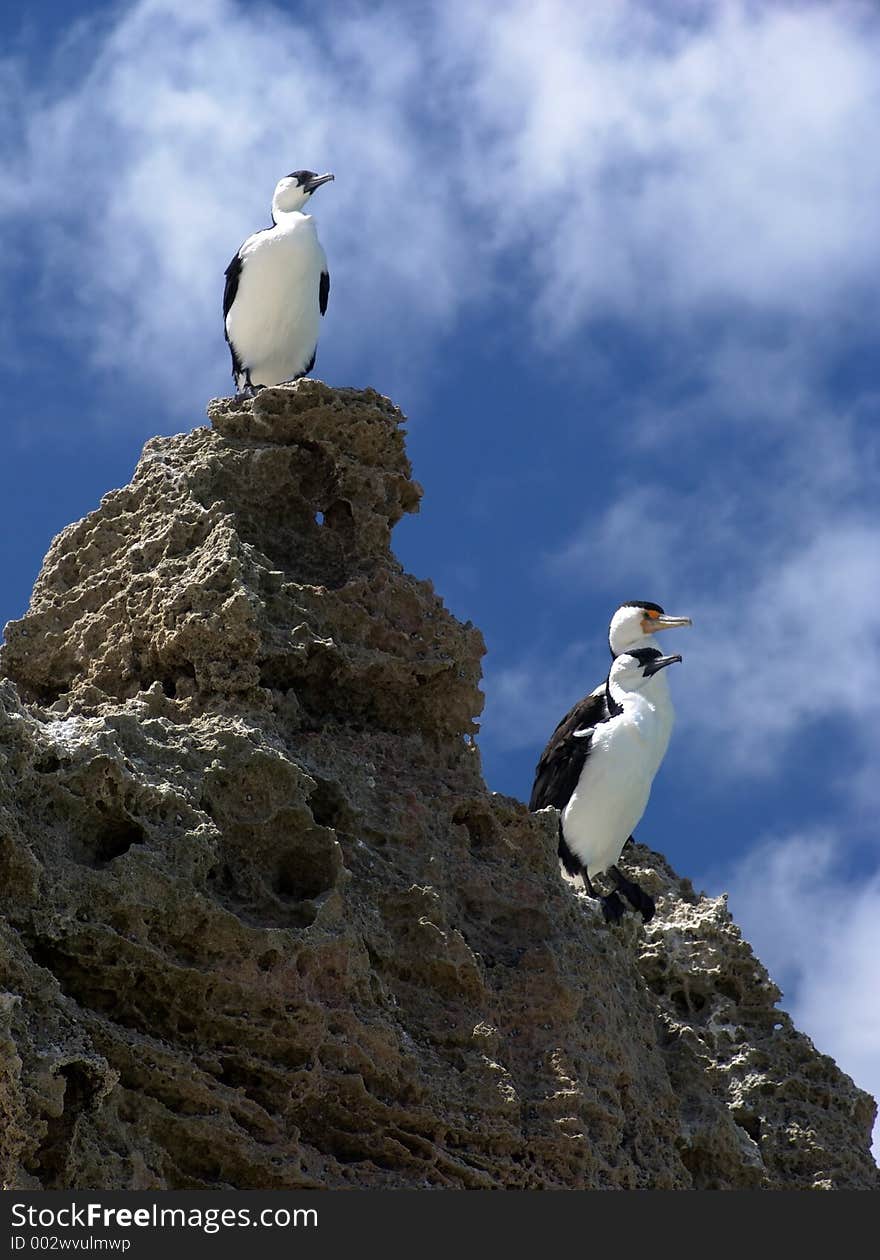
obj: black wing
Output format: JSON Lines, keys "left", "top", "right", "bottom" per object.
{"left": 319, "top": 270, "right": 330, "bottom": 316}
{"left": 528, "top": 689, "right": 607, "bottom": 813}
{"left": 223, "top": 251, "right": 242, "bottom": 322}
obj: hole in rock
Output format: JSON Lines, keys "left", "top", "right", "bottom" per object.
{"left": 716, "top": 976, "right": 743, "bottom": 1002}
{"left": 669, "top": 989, "right": 690, "bottom": 1016}
{"left": 452, "top": 806, "right": 496, "bottom": 850}
{"left": 275, "top": 840, "right": 339, "bottom": 902}
{"left": 737, "top": 1113, "right": 762, "bottom": 1143}
{"left": 320, "top": 498, "right": 355, "bottom": 544}
{"left": 209, "top": 862, "right": 234, "bottom": 890}
{"left": 257, "top": 950, "right": 281, "bottom": 973}
{"left": 308, "top": 778, "right": 355, "bottom": 831}
{"left": 30, "top": 1062, "right": 104, "bottom": 1187}
{"left": 156, "top": 662, "right": 196, "bottom": 699}
{"left": 323, "top": 499, "right": 354, "bottom": 532}
{"left": 88, "top": 817, "right": 147, "bottom": 867}
{"left": 314, "top": 511, "right": 325, "bottom": 526}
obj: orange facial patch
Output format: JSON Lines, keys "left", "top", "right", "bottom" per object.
{"left": 645, "top": 608, "right": 661, "bottom": 619}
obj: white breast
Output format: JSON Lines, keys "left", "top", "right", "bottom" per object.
{"left": 562, "top": 690, "right": 673, "bottom": 878}
{"left": 226, "top": 215, "right": 325, "bottom": 388}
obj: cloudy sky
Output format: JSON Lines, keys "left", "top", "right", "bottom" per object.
{"left": 3, "top": 0, "right": 879, "bottom": 1153}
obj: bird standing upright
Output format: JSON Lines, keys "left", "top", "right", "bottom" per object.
{"left": 223, "top": 170, "right": 334, "bottom": 393}
{"left": 530, "top": 641, "right": 685, "bottom": 924}
{"left": 530, "top": 601, "right": 691, "bottom": 815}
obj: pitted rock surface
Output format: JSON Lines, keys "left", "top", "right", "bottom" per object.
{"left": 0, "top": 381, "right": 876, "bottom": 1189}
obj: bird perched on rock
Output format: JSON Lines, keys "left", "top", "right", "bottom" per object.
{"left": 530, "top": 644, "right": 684, "bottom": 924}
{"left": 223, "top": 170, "right": 334, "bottom": 393}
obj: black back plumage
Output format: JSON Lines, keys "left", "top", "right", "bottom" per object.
{"left": 530, "top": 645, "right": 670, "bottom": 816}
{"left": 223, "top": 253, "right": 244, "bottom": 378}
{"left": 529, "top": 690, "right": 606, "bottom": 812}
{"left": 222, "top": 253, "right": 242, "bottom": 321}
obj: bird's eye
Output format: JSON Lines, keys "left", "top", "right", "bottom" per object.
{"left": 645, "top": 609, "right": 660, "bottom": 619}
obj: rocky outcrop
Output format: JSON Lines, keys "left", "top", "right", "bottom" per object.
{"left": 0, "top": 381, "right": 876, "bottom": 1190}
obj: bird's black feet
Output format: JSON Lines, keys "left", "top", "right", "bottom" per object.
{"left": 601, "top": 891, "right": 626, "bottom": 924}
{"left": 611, "top": 866, "right": 655, "bottom": 923}
{"left": 582, "top": 870, "right": 630, "bottom": 925}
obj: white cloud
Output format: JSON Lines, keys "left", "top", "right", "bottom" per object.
{"left": 716, "top": 828, "right": 880, "bottom": 1155}
{"left": 684, "top": 520, "right": 880, "bottom": 751}
{"left": 3, "top": 0, "right": 880, "bottom": 409}
{"left": 437, "top": 0, "right": 880, "bottom": 329}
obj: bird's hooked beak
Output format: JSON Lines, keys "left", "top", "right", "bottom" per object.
{"left": 305, "top": 172, "right": 335, "bottom": 193}
{"left": 643, "top": 653, "right": 682, "bottom": 676}
{"left": 645, "top": 613, "right": 692, "bottom": 633}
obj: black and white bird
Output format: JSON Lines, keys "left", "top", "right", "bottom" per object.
{"left": 530, "top": 645, "right": 684, "bottom": 924}
{"left": 223, "top": 170, "right": 334, "bottom": 393}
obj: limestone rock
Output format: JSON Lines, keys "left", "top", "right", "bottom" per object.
{"left": 0, "top": 381, "right": 876, "bottom": 1189}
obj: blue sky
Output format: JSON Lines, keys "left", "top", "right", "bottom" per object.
{"left": 3, "top": 0, "right": 880, "bottom": 1152}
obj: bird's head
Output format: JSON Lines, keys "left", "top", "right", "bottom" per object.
{"left": 271, "top": 170, "right": 335, "bottom": 219}
{"left": 608, "top": 601, "right": 692, "bottom": 656}
{"left": 609, "top": 647, "right": 682, "bottom": 697}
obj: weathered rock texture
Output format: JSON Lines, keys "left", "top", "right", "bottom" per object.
{"left": 0, "top": 381, "right": 876, "bottom": 1190}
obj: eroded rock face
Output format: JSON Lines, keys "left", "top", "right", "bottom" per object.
{"left": 0, "top": 382, "right": 876, "bottom": 1189}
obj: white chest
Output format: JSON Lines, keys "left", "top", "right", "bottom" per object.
{"left": 562, "top": 693, "right": 673, "bottom": 877}
{"left": 226, "top": 216, "right": 325, "bottom": 384}
{"left": 239, "top": 219, "right": 321, "bottom": 297}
